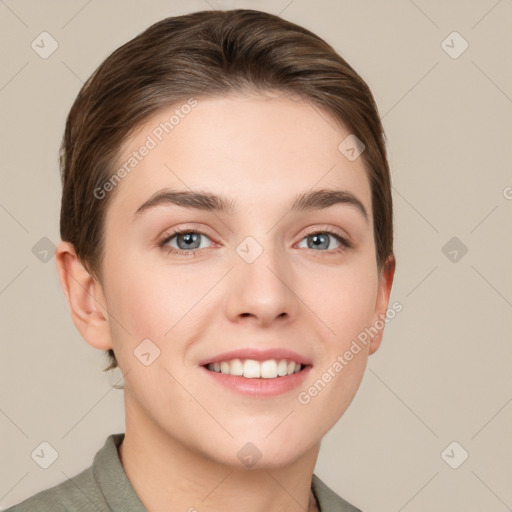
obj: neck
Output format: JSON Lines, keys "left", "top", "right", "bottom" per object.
{"left": 118, "top": 393, "right": 320, "bottom": 512}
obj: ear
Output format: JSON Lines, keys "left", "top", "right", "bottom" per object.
{"left": 368, "top": 254, "right": 396, "bottom": 355}
{"left": 55, "top": 241, "right": 113, "bottom": 351}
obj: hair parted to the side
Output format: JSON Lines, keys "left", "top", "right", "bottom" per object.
{"left": 59, "top": 9, "right": 394, "bottom": 373}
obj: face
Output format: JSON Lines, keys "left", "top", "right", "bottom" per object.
{"left": 96, "top": 92, "right": 393, "bottom": 468}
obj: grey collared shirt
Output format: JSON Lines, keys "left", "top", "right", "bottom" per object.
{"left": 5, "top": 433, "right": 363, "bottom": 512}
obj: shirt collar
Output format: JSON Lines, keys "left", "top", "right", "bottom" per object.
{"left": 92, "top": 433, "right": 147, "bottom": 511}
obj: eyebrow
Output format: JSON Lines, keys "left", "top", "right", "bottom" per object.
{"left": 133, "top": 187, "right": 368, "bottom": 223}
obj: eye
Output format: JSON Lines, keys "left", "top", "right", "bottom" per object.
{"left": 158, "top": 227, "right": 352, "bottom": 257}
{"left": 297, "top": 230, "right": 352, "bottom": 254}
{"left": 159, "top": 229, "right": 213, "bottom": 257}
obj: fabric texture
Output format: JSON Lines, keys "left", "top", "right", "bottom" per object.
{"left": 6, "top": 433, "right": 363, "bottom": 512}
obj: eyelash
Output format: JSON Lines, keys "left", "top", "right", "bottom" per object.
{"left": 158, "top": 227, "right": 352, "bottom": 258}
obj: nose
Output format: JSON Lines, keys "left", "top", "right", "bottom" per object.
{"left": 225, "top": 243, "right": 299, "bottom": 327}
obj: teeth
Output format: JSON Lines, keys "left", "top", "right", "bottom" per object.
{"left": 206, "top": 359, "right": 304, "bottom": 378}
{"left": 261, "top": 360, "right": 277, "bottom": 378}
{"left": 277, "top": 359, "right": 288, "bottom": 376}
{"left": 229, "top": 358, "right": 243, "bottom": 376}
{"left": 244, "top": 359, "right": 261, "bottom": 378}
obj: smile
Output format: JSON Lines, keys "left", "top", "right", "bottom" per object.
{"left": 198, "top": 347, "right": 312, "bottom": 396}
{"left": 205, "top": 358, "right": 303, "bottom": 379}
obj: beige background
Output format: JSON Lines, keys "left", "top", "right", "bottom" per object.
{"left": 1, "top": 0, "right": 511, "bottom": 510}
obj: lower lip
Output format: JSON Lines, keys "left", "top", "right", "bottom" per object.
{"left": 200, "top": 365, "right": 312, "bottom": 397}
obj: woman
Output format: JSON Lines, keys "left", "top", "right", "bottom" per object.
{"left": 7, "top": 8, "right": 395, "bottom": 512}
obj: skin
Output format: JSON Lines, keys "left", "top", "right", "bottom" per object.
{"left": 56, "top": 92, "right": 395, "bottom": 512}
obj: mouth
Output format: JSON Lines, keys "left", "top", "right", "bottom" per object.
{"left": 203, "top": 358, "right": 308, "bottom": 379}
{"left": 198, "top": 348, "right": 312, "bottom": 396}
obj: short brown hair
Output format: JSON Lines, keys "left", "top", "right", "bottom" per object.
{"left": 59, "top": 9, "right": 394, "bottom": 372}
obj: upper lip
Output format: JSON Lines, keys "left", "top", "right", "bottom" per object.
{"left": 198, "top": 348, "right": 312, "bottom": 366}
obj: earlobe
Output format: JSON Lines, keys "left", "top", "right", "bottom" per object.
{"left": 55, "top": 241, "right": 113, "bottom": 351}
{"left": 368, "top": 254, "right": 396, "bottom": 355}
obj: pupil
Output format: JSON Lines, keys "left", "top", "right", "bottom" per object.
{"left": 180, "top": 233, "right": 199, "bottom": 249}
{"left": 310, "top": 234, "right": 327, "bottom": 250}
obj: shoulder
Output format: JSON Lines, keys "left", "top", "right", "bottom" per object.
{"left": 312, "top": 473, "right": 364, "bottom": 512}
{"left": 4, "top": 465, "right": 108, "bottom": 512}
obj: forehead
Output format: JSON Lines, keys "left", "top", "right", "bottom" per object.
{"left": 105, "top": 93, "right": 372, "bottom": 222}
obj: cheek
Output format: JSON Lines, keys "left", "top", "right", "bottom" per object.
{"left": 105, "top": 256, "right": 212, "bottom": 350}
{"left": 308, "top": 262, "right": 379, "bottom": 414}
{"left": 309, "top": 261, "right": 379, "bottom": 342}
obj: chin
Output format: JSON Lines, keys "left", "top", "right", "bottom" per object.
{"left": 202, "top": 432, "right": 313, "bottom": 471}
